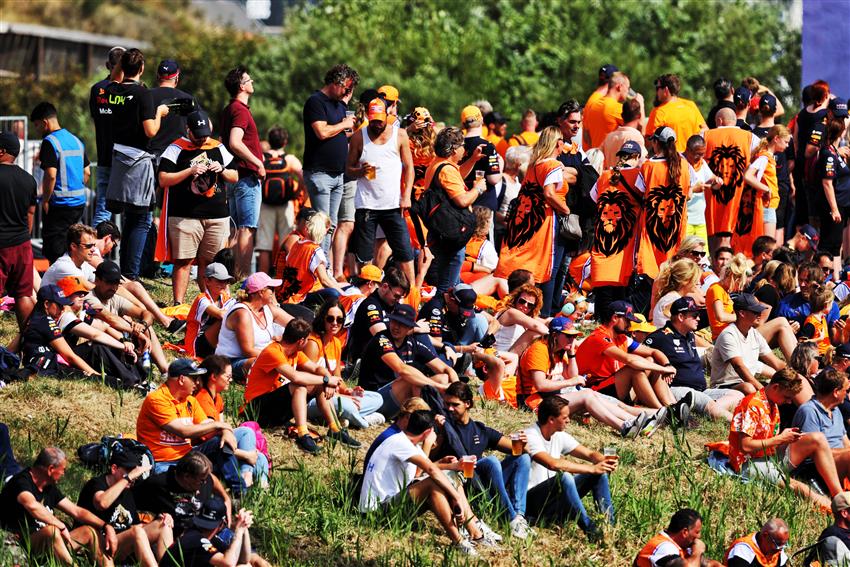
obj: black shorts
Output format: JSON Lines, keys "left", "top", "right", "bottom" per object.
{"left": 354, "top": 208, "right": 414, "bottom": 263}
{"left": 248, "top": 384, "right": 295, "bottom": 428}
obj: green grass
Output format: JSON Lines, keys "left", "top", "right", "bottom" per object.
{"left": 0, "top": 275, "right": 832, "bottom": 565}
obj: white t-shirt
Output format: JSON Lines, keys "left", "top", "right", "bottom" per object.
{"left": 358, "top": 430, "right": 425, "bottom": 512}
{"left": 41, "top": 254, "right": 96, "bottom": 288}
{"left": 195, "top": 296, "right": 236, "bottom": 323}
{"left": 523, "top": 423, "right": 580, "bottom": 490}
{"left": 652, "top": 291, "right": 681, "bottom": 328}
{"left": 685, "top": 158, "right": 715, "bottom": 226}
{"left": 646, "top": 533, "right": 685, "bottom": 566}
{"left": 498, "top": 175, "right": 521, "bottom": 217}
{"left": 710, "top": 323, "right": 771, "bottom": 388}
{"left": 474, "top": 239, "right": 499, "bottom": 272}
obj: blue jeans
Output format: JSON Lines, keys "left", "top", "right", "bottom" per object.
{"left": 431, "top": 242, "right": 464, "bottom": 294}
{"left": 475, "top": 454, "right": 530, "bottom": 520}
{"left": 460, "top": 313, "right": 488, "bottom": 345}
{"left": 304, "top": 170, "right": 344, "bottom": 251}
{"left": 119, "top": 210, "right": 152, "bottom": 279}
{"left": 93, "top": 166, "right": 112, "bottom": 227}
{"left": 307, "top": 391, "right": 384, "bottom": 429}
{"left": 540, "top": 236, "right": 567, "bottom": 316}
{"left": 194, "top": 436, "right": 246, "bottom": 496}
{"left": 228, "top": 175, "right": 261, "bottom": 229}
{"left": 233, "top": 426, "right": 269, "bottom": 484}
{"left": 526, "top": 472, "right": 614, "bottom": 532}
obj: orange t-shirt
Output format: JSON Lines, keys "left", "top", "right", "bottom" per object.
{"left": 277, "top": 238, "right": 323, "bottom": 304}
{"left": 517, "top": 339, "right": 552, "bottom": 398}
{"left": 481, "top": 374, "right": 518, "bottom": 409}
{"left": 804, "top": 312, "right": 831, "bottom": 354}
{"left": 729, "top": 388, "right": 780, "bottom": 472}
{"left": 706, "top": 283, "right": 733, "bottom": 340}
{"left": 645, "top": 97, "right": 706, "bottom": 153}
{"left": 575, "top": 326, "right": 635, "bottom": 391}
{"left": 194, "top": 388, "right": 224, "bottom": 421}
{"left": 244, "top": 342, "right": 310, "bottom": 404}
{"left": 590, "top": 167, "right": 641, "bottom": 287}
{"left": 635, "top": 157, "right": 690, "bottom": 279}
{"left": 584, "top": 95, "right": 624, "bottom": 148}
{"left": 306, "top": 333, "right": 343, "bottom": 374}
{"left": 507, "top": 131, "right": 540, "bottom": 149}
{"left": 724, "top": 533, "right": 784, "bottom": 567}
{"left": 704, "top": 127, "right": 756, "bottom": 236}
{"left": 136, "top": 385, "right": 208, "bottom": 463}
{"left": 634, "top": 532, "right": 685, "bottom": 567}
{"left": 422, "top": 158, "right": 469, "bottom": 202}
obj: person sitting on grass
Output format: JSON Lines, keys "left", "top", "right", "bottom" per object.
{"left": 810, "top": 491, "right": 850, "bottom": 566}
{"left": 0, "top": 447, "right": 118, "bottom": 567}
{"left": 242, "top": 318, "right": 360, "bottom": 455}
{"left": 77, "top": 450, "right": 173, "bottom": 567}
{"left": 184, "top": 263, "right": 235, "bottom": 359}
{"left": 728, "top": 369, "right": 841, "bottom": 509}
{"left": 358, "top": 408, "right": 498, "bottom": 558}
{"left": 709, "top": 293, "right": 787, "bottom": 395}
{"left": 724, "top": 518, "right": 789, "bottom": 567}
{"left": 434, "top": 382, "right": 533, "bottom": 539}
{"left": 492, "top": 283, "right": 549, "bottom": 356}
{"left": 634, "top": 508, "right": 722, "bottom": 566}
{"left": 344, "top": 266, "right": 410, "bottom": 363}
{"left": 522, "top": 395, "right": 616, "bottom": 542}
{"left": 356, "top": 304, "right": 456, "bottom": 419}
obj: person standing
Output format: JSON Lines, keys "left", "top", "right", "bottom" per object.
{"left": 88, "top": 45, "right": 124, "bottom": 227}
{"left": 148, "top": 59, "right": 197, "bottom": 160}
{"left": 220, "top": 65, "right": 265, "bottom": 278}
{"left": 0, "top": 132, "right": 37, "bottom": 331}
{"left": 105, "top": 48, "right": 170, "bottom": 281}
{"left": 30, "top": 102, "right": 90, "bottom": 264}
{"left": 583, "top": 72, "right": 637, "bottom": 149}
{"left": 459, "top": 105, "right": 502, "bottom": 211}
{"left": 302, "top": 64, "right": 360, "bottom": 252}
{"left": 646, "top": 74, "right": 707, "bottom": 153}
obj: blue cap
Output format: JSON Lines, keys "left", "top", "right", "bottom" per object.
{"left": 157, "top": 59, "right": 180, "bottom": 78}
{"left": 167, "top": 358, "right": 207, "bottom": 378}
{"left": 671, "top": 296, "right": 701, "bottom": 315}
{"left": 732, "top": 293, "right": 767, "bottom": 314}
{"left": 829, "top": 97, "right": 849, "bottom": 119}
{"left": 617, "top": 140, "right": 642, "bottom": 156}
{"left": 610, "top": 300, "right": 640, "bottom": 322}
{"left": 37, "top": 284, "right": 73, "bottom": 306}
{"left": 759, "top": 93, "right": 777, "bottom": 112}
{"left": 599, "top": 64, "right": 619, "bottom": 79}
{"left": 734, "top": 86, "right": 752, "bottom": 106}
{"left": 193, "top": 498, "right": 226, "bottom": 529}
{"left": 388, "top": 304, "right": 417, "bottom": 327}
{"left": 800, "top": 224, "right": 820, "bottom": 249}
{"left": 549, "top": 317, "right": 582, "bottom": 335}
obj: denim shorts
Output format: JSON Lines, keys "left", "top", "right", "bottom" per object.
{"left": 228, "top": 175, "right": 261, "bottom": 229}
{"left": 763, "top": 207, "right": 777, "bottom": 224}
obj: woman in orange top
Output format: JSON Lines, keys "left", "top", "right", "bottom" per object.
{"left": 304, "top": 300, "right": 384, "bottom": 429}
{"left": 195, "top": 355, "right": 269, "bottom": 488}
{"left": 744, "top": 125, "right": 790, "bottom": 240}
{"left": 636, "top": 127, "right": 690, "bottom": 279}
{"left": 273, "top": 210, "right": 345, "bottom": 305}
{"left": 403, "top": 107, "right": 436, "bottom": 281}
{"left": 460, "top": 207, "right": 507, "bottom": 300}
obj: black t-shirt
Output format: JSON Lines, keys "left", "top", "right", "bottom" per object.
{"left": 89, "top": 77, "right": 115, "bottom": 166}
{"left": 754, "top": 284, "right": 781, "bottom": 320}
{"left": 358, "top": 332, "right": 436, "bottom": 391}
{"left": 818, "top": 145, "right": 850, "bottom": 208}
{"left": 435, "top": 418, "right": 502, "bottom": 460}
{"left": 302, "top": 90, "right": 348, "bottom": 173}
{"left": 644, "top": 324, "right": 705, "bottom": 391}
{"left": 346, "top": 289, "right": 392, "bottom": 362}
{"left": 460, "top": 136, "right": 500, "bottom": 210}
{"left": 707, "top": 100, "right": 736, "bottom": 129}
{"left": 418, "top": 296, "right": 469, "bottom": 346}
{"left": 795, "top": 107, "right": 828, "bottom": 161}
{"left": 158, "top": 139, "right": 233, "bottom": 218}
{"left": 132, "top": 468, "right": 213, "bottom": 533}
{"left": 0, "top": 164, "right": 37, "bottom": 247}
{"left": 21, "top": 311, "right": 63, "bottom": 360}
{"left": 148, "top": 87, "right": 197, "bottom": 156}
{"left": 160, "top": 529, "right": 219, "bottom": 567}
{"left": 39, "top": 133, "right": 90, "bottom": 171}
{"left": 0, "top": 469, "right": 65, "bottom": 534}
{"left": 77, "top": 474, "right": 139, "bottom": 533}
{"left": 107, "top": 81, "right": 156, "bottom": 151}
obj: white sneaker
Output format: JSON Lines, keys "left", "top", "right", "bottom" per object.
{"left": 476, "top": 519, "right": 503, "bottom": 543}
{"left": 454, "top": 538, "right": 479, "bottom": 557}
{"left": 364, "top": 412, "right": 386, "bottom": 427}
{"left": 510, "top": 515, "right": 530, "bottom": 539}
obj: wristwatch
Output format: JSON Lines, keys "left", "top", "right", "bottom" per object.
{"left": 122, "top": 473, "right": 131, "bottom": 482}
{"left": 323, "top": 375, "right": 330, "bottom": 386}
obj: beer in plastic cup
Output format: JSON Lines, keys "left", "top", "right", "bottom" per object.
{"left": 511, "top": 433, "right": 524, "bottom": 456}
{"left": 461, "top": 455, "right": 476, "bottom": 479}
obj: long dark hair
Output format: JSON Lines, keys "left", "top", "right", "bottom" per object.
{"left": 659, "top": 137, "right": 681, "bottom": 186}
{"left": 312, "top": 298, "right": 342, "bottom": 336}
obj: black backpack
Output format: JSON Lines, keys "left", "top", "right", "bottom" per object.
{"left": 77, "top": 436, "right": 155, "bottom": 480}
{"left": 262, "top": 152, "right": 300, "bottom": 206}
{"left": 410, "top": 163, "right": 476, "bottom": 250}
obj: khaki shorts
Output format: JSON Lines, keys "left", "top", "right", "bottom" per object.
{"left": 256, "top": 202, "right": 295, "bottom": 251}
{"left": 167, "top": 216, "right": 230, "bottom": 261}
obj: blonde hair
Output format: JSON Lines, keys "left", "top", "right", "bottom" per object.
{"left": 756, "top": 260, "right": 783, "bottom": 289}
{"left": 408, "top": 124, "right": 436, "bottom": 162}
{"left": 305, "top": 211, "right": 330, "bottom": 243}
{"left": 810, "top": 284, "right": 835, "bottom": 313}
{"left": 754, "top": 124, "right": 791, "bottom": 157}
{"left": 654, "top": 259, "right": 701, "bottom": 304}
{"left": 585, "top": 148, "right": 604, "bottom": 175}
{"left": 721, "top": 253, "right": 750, "bottom": 292}
{"left": 397, "top": 397, "right": 430, "bottom": 419}
{"left": 473, "top": 206, "right": 492, "bottom": 238}
{"left": 530, "top": 126, "right": 564, "bottom": 165}
{"left": 676, "top": 235, "right": 706, "bottom": 259}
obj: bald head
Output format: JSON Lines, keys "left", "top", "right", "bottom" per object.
{"left": 716, "top": 107, "right": 736, "bottom": 126}
{"left": 762, "top": 517, "right": 789, "bottom": 536}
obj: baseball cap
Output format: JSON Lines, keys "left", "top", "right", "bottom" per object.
{"left": 670, "top": 296, "right": 701, "bottom": 315}
{"left": 109, "top": 448, "right": 142, "bottom": 470}
{"left": 829, "top": 96, "right": 849, "bottom": 119}
{"left": 412, "top": 107, "right": 433, "bottom": 124}
{"left": 450, "top": 283, "right": 478, "bottom": 319}
{"left": 95, "top": 260, "right": 122, "bottom": 283}
{"left": 377, "top": 85, "right": 399, "bottom": 102}
{"left": 193, "top": 498, "right": 227, "bottom": 530}
{"left": 157, "top": 59, "right": 180, "bottom": 79}
{"left": 168, "top": 358, "right": 208, "bottom": 378}
{"left": 460, "top": 105, "right": 483, "bottom": 124}
{"left": 835, "top": 343, "right": 850, "bottom": 360}
{"left": 484, "top": 111, "right": 507, "bottom": 125}
{"left": 650, "top": 126, "right": 676, "bottom": 144}
{"left": 205, "top": 262, "right": 233, "bottom": 282}
{"left": 187, "top": 110, "right": 212, "bottom": 137}
{"left": 629, "top": 313, "right": 656, "bottom": 334}
{"left": 599, "top": 64, "right": 619, "bottom": 79}
{"left": 732, "top": 293, "right": 767, "bottom": 314}
{"left": 610, "top": 300, "right": 640, "bottom": 322}
{"left": 244, "top": 272, "right": 282, "bottom": 294}
{"left": 359, "top": 264, "right": 383, "bottom": 283}
{"left": 367, "top": 98, "right": 388, "bottom": 122}
{"left": 388, "top": 304, "right": 417, "bottom": 328}
{"left": 733, "top": 86, "right": 752, "bottom": 106}
{"left": 0, "top": 132, "right": 21, "bottom": 157}
{"left": 832, "top": 491, "right": 850, "bottom": 516}
{"left": 549, "top": 316, "right": 582, "bottom": 336}
{"left": 37, "top": 284, "right": 73, "bottom": 306}
{"left": 57, "top": 276, "right": 89, "bottom": 297}
{"left": 800, "top": 224, "right": 820, "bottom": 249}
{"left": 617, "top": 140, "right": 642, "bottom": 156}
{"left": 759, "top": 92, "right": 777, "bottom": 113}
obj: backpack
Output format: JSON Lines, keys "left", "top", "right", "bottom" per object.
{"left": 77, "top": 436, "right": 155, "bottom": 480}
{"left": 410, "top": 163, "right": 476, "bottom": 250}
{"left": 262, "top": 152, "right": 300, "bottom": 206}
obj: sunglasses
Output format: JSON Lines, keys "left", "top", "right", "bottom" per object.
{"left": 325, "top": 315, "right": 344, "bottom": 324}
{"left": 689, "top": 250, "right": 706, "bottom": 258}
{"left": 77, "top": 242, "right": 96, "bottom": 249}
{"left": 767, "top": 532, "right": 787, "bottom": 551}
{"left": 516, "top": 298, "right": 537, "bottom": 309}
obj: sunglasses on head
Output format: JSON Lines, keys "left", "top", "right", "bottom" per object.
{"left": 325, "top": 315, "right": 344, "bottom": 324}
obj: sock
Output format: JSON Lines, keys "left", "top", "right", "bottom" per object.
{"left": 296, "top": 425, "right": 309, "bottom": 437}
{"left": 328, "top": 422, "right": 340, "bottom": 433}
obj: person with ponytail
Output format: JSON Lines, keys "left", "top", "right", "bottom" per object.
{"left": 651, "top": 258, "right": 704, "bottom": 328}
{"left": 744, "top": 125, "right": 790, "bottom": 240}
{"left": 816, "top": 118, "right": 850, "bottom": 281}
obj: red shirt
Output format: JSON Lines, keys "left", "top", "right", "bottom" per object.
{"left": 728, "top": 388, "right": 780, "bottom": 472}
{"left": 219, "top": 99, "right": 263, "bottom": 178}
{"left": 575, "top": 326, "right": 636, "bottom": 390}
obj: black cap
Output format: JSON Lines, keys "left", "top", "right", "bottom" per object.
{"left": 95, "top": 260, "right": 122, "bottom": 283}
{"left": 732, "top": 293, "right": 767, "bottom": 314}
{"left": 187, "top": 110, "right": 212, "bottom": 137}
{"left": 167, "top": 358, "right": 207, "bottom": 378}
{"left": 733, "top": 86, "right": 752, "bottom": 106}
{"left": 671, "top": 296, "right": 701, "bottom": 315}
{"left": 836, "top": 343, "right": 850, "bottom": 360}
{"left": 0, "top": 132, "right": 21, "bottom": 157}
{"left": 610, "top": 300, "right": 640, "bottom": 322}
{"left": 37, "top": 284, "right": 73, "bottom": 306}
{"left": 450, "top": 284, "right": 477, "bottom": 319}
{"left": 193, "top": 498, "right": 227, "bottom": 530}
{"left": 109, "top": 448, "right": 142, "bottom": 469}
{"left": 388, "top": 304, "right": 417, "bottom": 327}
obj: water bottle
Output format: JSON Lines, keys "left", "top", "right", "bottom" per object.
{"left": 141, "top": 351, "right": 151, "bottom": 371}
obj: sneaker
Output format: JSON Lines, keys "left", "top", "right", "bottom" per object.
{"left": 641, "top": 407, "right": 667, "bottom": 437}
{"left": 620, "top": 412, "right": 649, "bottom": 439}
{"left": 295, "top": 434, "right": 322, "bottom": 455}
{"left": 327, "top": 429, "right": 361, "bottom": 448}
{"left": 473, "top": 534, "right": 501, "bottom": 550}
{"left": 454, "top": 538, "right": 479, "bottom": 557}
{"left": 167, "top": 319, "right": 187, "bottom": 334}
{"left": 476, "top": 519, "right": 503, "bottom": 543}
{"left": 364, "top": 412, "right": 386, "bottom": 427}
{"left": 669, "top": 391, "right": 694, "bottom": 428}
{"left": 510, "top": 515, "right": 531, "bottom": 539}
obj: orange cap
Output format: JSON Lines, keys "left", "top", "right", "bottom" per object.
{"left": 460, "top": 105, "right": 483, "bottom": 124}
{"left": 367, "top": 98, "right": 388, "bottom": 122}
{"left": 377, "top": 85, "right": 399, "bottom": 102}
{"left": 57, "top": 275, "right": 89, "bottom": 297}
{"left": 359, "top": 264, "right": 384, "bottom": 282}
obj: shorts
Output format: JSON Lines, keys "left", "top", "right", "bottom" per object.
{"left": 741, "top": 453, "right": 792, "bottom": 484}
{"left": 167, "top": 216, "right": 230, "bottom": 261}
{"left": 0, "top": 240, "right": 34, "bottom": 298}
{"left": 377, "top": 381, "right": 402, "bottom": 419}
{"left": 670, "top": 386, "right": 731, "bottom": 414}
{"left": 248, "top": 384, "right": 295, "bottom": 428}
{"left": 685, "top": 223, "right": 708, "bottom": 244}
{"left": 256, "top": 202, "right": 295, "bottom": 251}
{"left": 763, "top": 207, "right": 777, "bottom": 225}
{"left": 354, "top": 209, "right": 414, "bottom": 263}
{"left": 338, "top": 180, "right": 356, "bottom": 223}
{"left": 228, "top": 175, "right": 261, "bottom": 229}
